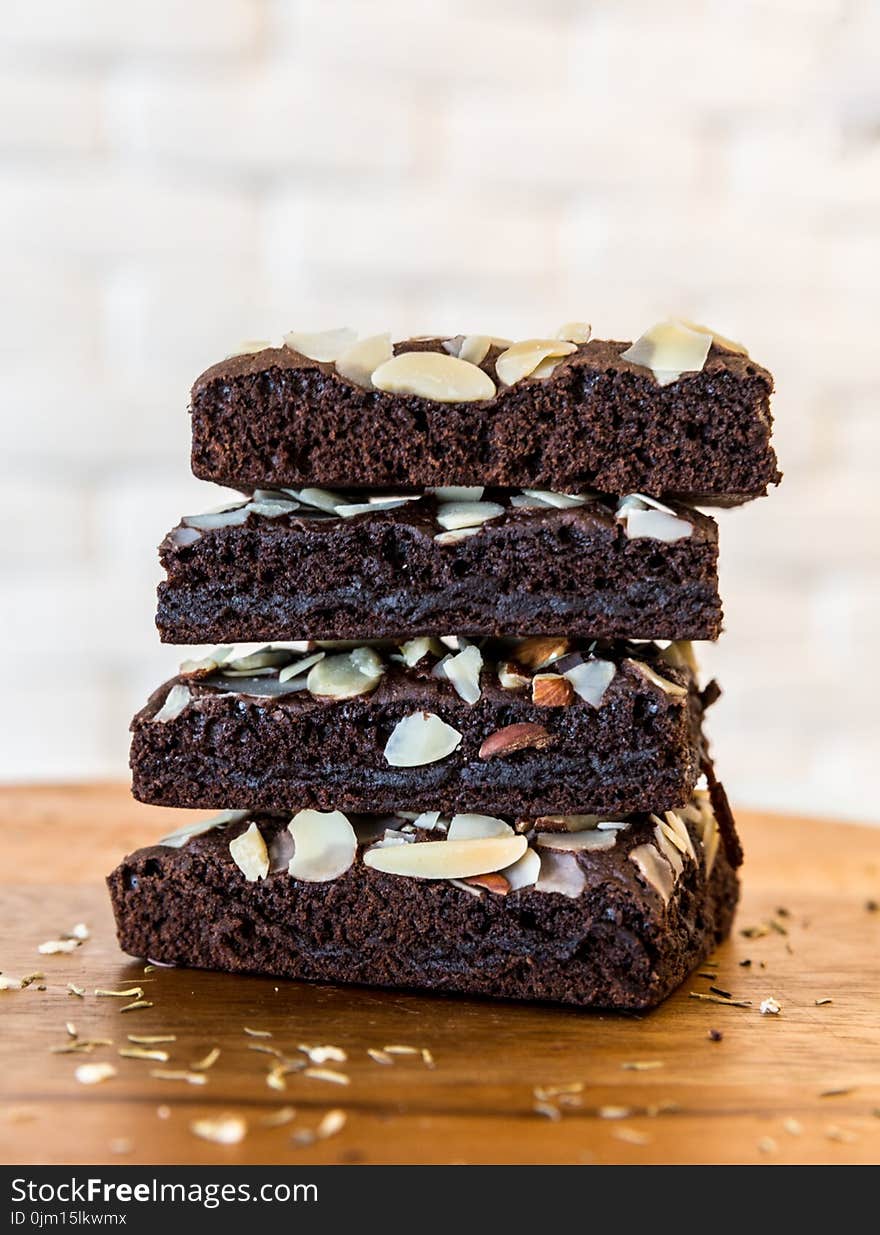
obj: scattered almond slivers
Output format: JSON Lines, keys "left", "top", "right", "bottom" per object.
{"left": 495, "top": 339, "right": 577, "bottom": 386}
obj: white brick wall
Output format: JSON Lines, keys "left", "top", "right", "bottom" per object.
{"left": 0, "top": 0, "right": 877, "bottom": 824}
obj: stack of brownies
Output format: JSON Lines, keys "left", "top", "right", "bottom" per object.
{"left": 109, "top": 320, "right": 779, "bottom": 1010}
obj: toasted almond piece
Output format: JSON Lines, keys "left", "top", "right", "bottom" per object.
{"left": 284, "top": 327, "right": 357, "bottom": 362}
{"left": 316, "top": 1109, "right": 348, "bottom": 1139}
{"left": 383, "top": 712, "right": 463, "bottom": 767}
{"left": 626, "top": 659, "right": 688, "bottom": 697}
{"left": 151, "top": 683, "right": 191, "bottom": 724}
{"left": 306, "top": 648, "right": 384, "bottom": 699}
{"left": 520, "top": 489, "right": 587, "bottom": 509}
{"left": 288, "top": 809, "right": 357, "bottom": 882}
{"left": 229, "top": 822, "right": 269, "bottom": 882}
{"left": 495, "top": 339, "right": 577, "bottom": 386}
{"left": 462, "top": 872, "right": 510, "bottom": 895}
{"left": 536, "top": 829, "right": 617, "bottom": 852}
{"left": 399, "top": 636, "right": 445, "bottom": 667}
{"left": 372, "top": 351, "right": 496, "bottom": 402}
{"left": 278, "top": 651, "right": 325, "bottom": 683}
{"left": 191, "top": 1114, "right": 247, "bottom": 1145}
{"left": 440, "top": 644, "right": 483, "bottom": 704}
{"left": 621, "top": 505, "right": 692, "bottom": 542}
{"left": 500, "top": 847, "right": 541, "bottom": 891}
{"left": 534, "top": 850, "right": 586, "bottom": 898}
{"left": 442, "top": 335, "right": 492, "bottom": 366}
{"left": 478, "top": 722, "right": 553, "bottom": 761}
{"left": 629, "top": 843, "right": 675, "bottom": 902}
{"left": 289, "top": 486, "right": 347, "bottom": 513}
{"left": 531, "top": 814, "right": 600, "bottom": 832}
{"left": 179, "top": 646, "right": 234, "bottom": 676}
{"left": 555, "top": 321, "right": 591, "bottom": 344}
{"left": 679, "top": 319, "right": 748, "bottom": 355}
{"left": 652, "top": 820, "right": 684, "bottom": 876}
{"left": 563, "top": 658, "right": 617, "bottom": 707}
{"left": 159, "top": 810, "right": 248, "bottom": 849}
{"left": 620, "top": 320, "right": 712, "bottom": 385}
{"left": 37, "top": 939, "right": 79, "bottom": 955}
{"left": 182, "top": 502, "right": 250, "bottom": 531}
{"left": 433, "top": 527, "right": 481, "bottom": 546}
{"left": 435, "top": 500, "right": 504, "bottom": 531}
{"left": 364, "top": 835, "right": 526, "bottom": 880}
{"left": 531, "top": 673, "right": 574, "bottom": 707}
{"left": 447, "top": 814, "right": 514, "bottom": 840}
{"left": 512, "top": 636, "right": 570, "bottom": 670}
{"left": 427, "top": 485, "right": 485, "bottom": 502}
{"left": 498, "top": 661, "right": 530, "bottom": 690}
{"left": 334, "top": 332, "right": 392, "bottom": 387}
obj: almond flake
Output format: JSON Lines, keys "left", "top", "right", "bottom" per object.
{"left": 75, "top": 1063, "right": 117, "bottom": 1085}
{"left": 149, "top": 1070, "right": 207, "bottom": 1085}
{"left": 629, "top": 844, "right": 675, "bottom": 902}
{"left": 287, "top": 809, "right": 358, "bottom": 882}
{"left": 440, "top": 644, "right": 483, "bottom": 704}
{"left": 159, "top": 810, "right": 247, "bottom": 849}
{"left": 284, "top": 327, "right": 357, "bottom": 362}
{"left": 303, "top": 1067, "right": 350, "bottom": 1086}
{"left": 620, "top": 320, "right": 712, "bottom": 386}
{"left": 500, "top": 847, "right": 541, "bottom": 891}
{"left": 364, "top": 835, "right": 526, "bottom": 881}
{"left": 316, "top": 1109, "right": 347, "bottom": 1139}
{"left": 563, "top": 658, "right": 617, "bottom": 707}
{"left": 383, "top": 711, "right": 463, "bottom": 767}
{"left": 534, "top": 850, "right": 586, "bottom": 898}
{"left": 435, "top": 500, "right": 504, "bottom": 531}
{"left": 447, "top": 813, "right": 513, "bottom": 840}
{"left": 443, "top": 335, "right": 492, "bottom": 365}
{"left": 555, "top": 321, "right": 591, "bottom": 344}
{"left": 626, "top": 659, "right": 688, "bottom": 697}
{"left": 38, "top": 939, "right": 79, "bottom": 955}
{"left": 229, "top": 822, "right": 269, "bottom": 882}
{"left": 190, "top": 1114, "right": 247, "bottom": 1145}
{"left": 306, "top": 647, "right": 384, "bottom": 699}
{"left": 372, "top": 351, "right": 496, "bottom": 401}
{"left": 151, "top": 683, "right": 192, "bottom": 724}
{"left": 495, "top": 339, "right": 576, "bottom": 386}
{"left": 335, "top": 332, "right": 392, "bottom": 387}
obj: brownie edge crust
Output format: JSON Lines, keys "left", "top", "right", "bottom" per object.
{"left": 108, "top": 807, "right": 740, "bottom": 1012}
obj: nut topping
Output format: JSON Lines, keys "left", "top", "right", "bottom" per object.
{"left": 283, "top": 327, "right": 357, "bottom": 362}
{"left": 371, "top": 351, "right": 496, "bottom": 402}
{"left": 399, "top": 636, "right": 445, "bottom": 667}
{"left": 629, "top": 843, "right": 675, "bottom": 902}
{"left": 563, "top": 658, "right": 617, "bottom": 707}
{"left": 151, "top": 684, "right": 191, "bottom": 724}
{"left": 501, "top": 847, "right": 541, "bottom": 891}
{"left": 616, "top": 494, "right": 693, "bottom": 542}
{"left": 159, "top": 810, "right": 248, "bottom": 849}
{"left": 478, "top": 722, "right": 554, "bottom": 761}
{"left": 447, "top": 813, "right": 514, "bottom": 840}
{"left": 229, "top": 822, "right": 269, "bottom": 882}
{"left": 384, "top": 712, "right": 463, "bottom": 766}
{"left": 555, "top": 321, "right": 591, "bottom": 344}
{"left": 443, "top": 335, "right": 492, "bottom": 366}
{"left": 512, "top": 636, "right": 571, "bottom": 670}
{"left": 534, "top": 850, "right": 586, "bottom": 898}
{"left": 363, "top": 834, "right": 526, "bottom": 880}
{"left": 498, "top": 661, "right": 530, "bottom": 690}
{"left": 462, "top": 872, "right": 510, "bottom": 895}
{"left": 626, "top": 659, "right": 688, "bottom": 697}
{"left": 287, "top": 809, "right": 357, "bottom": 882}
{"left": 495, "top": 339, "right": 577, "bottom": 386}
{"left": 620, "top": 320, "right": 712, "bottom": 386}
{"left": 334, "top": 332, "right": 393, "bottom": 387}
{"left": 435, "top": 500, "right": 504, "bottom": 531}
{"left": 531, "top": 673, "right": 574, "bottom": 708}
{"left": 535, "top": 829, "right": 618, "bottom": 852}
{"left": 440, "top": 644, "right": 483, "bottom": 705}
{"left": 306, "top": 648, "right": 385, "bottom": 699}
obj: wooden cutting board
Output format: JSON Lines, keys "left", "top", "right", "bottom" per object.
{"left": 1, "top": 784, "right": 878, "bottom": 1166}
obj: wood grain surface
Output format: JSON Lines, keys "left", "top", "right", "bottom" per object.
{"left": 1, "top": 784, "right": 878, "bottom": 1166}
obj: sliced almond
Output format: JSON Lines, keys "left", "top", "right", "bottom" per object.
{"left": 659, "top": 809, "right": 697, "bottom": 862}
{"left": 536, "top": 830, "right": 617, "bottom": 852}
{"left": 151, "top": 684, "right": 191, "bottom": 724}
{"left": 512, "top": 636, "right": 571, "bottom": 670}
{"left": 498, "top": 661, "right": 530, "bottom": 690}
{"left": 364, "top": 835, "right": 526, "bottom": 880}
{"left": 399, "top": 636, "right": 444, "bottom": 667}
{"left": 306, "top": 648, "right": 384, "bottom": 699}
{"left": 520, "top": 490, "right": 588, "bottom": 509}
{"left": 225, "top": 647, "right": 293, "bottom": 672}
{"left": 534, "top": 850, "right": 586, "bottom": 898}
{"left": 371, "top": 352, "right": 496, "bottom": 402}
{"left": 435, "top": 500, "right": 504, "bottom": 531}
{"left": 563, "top": 658, "right": 617, "bottom": 707}
{"left": 75, "top": 1063, "right": 117, "bottom": 1085}
{"left": 531, "top": 814, "right": 600, "bottom": 833}
{"left": 652, "top": 821, "right": 684, "bottom": 876}
{"left": 620, "top": 320, "right": 712, "bottom": 386}
{"left": 555, "top": 321, "right": 591, "bottom": 344}
{"left": 335, "top": 332, "right": 392, "bottom": 387}
{"left": 440, "top": 645, "right": 483, "bottom": 705}
{"left": 383, "top": 712, "right": 463, "bottom": 766}
{"left": 288, "top": 809, "right": 357, "bottom": 883}
{"left": 626, "top": 659, "right": 688, "bottom": 697}
{"left": 531, "top": 673, "right": 574, "bottom": 707}
{"left": 501, "top": 847, "right": 541, "bottom": 891}
{"left": 495, "top": 339, "right": 577, "bottom": 386}
{"left": 229, "top": 822, "right": 269, "bottom": 882}
{"left": 284, "top": 327, "right": 357, "bottom": 362}
{"left": 182, "top": 502, "right": 250, "bottom": 531}
{"left": 190, "top": 1115, "right": 247, "bottom": 1145}
{"left": 288, "top": 487, "right": 347, "bottom": 513}
{"left": 442, "top": 335, "right": 492, "bottom": 366}
{"left": 462, "top": 872, "right": 510, "bottom": 895}
{"left": 434, "top": 527, "right": 481, "bottom": 546}
{"left": 620, "top": 504, "right": 692, "bottom": 542}
{"left": 679, "top": 319, "right": 748, "bottom": 355}
{"left": 278, "top": 651, "right": 325, "bottom": 683}
{"left": 629, "top": 843, "right": 675, "bottom": 902}
{"left": 447, "top": 814, "right": 514, "bottom": 840}
{"left": 180, "top": 646, "right": 234, "bottom": 677}
{"left": 410, "top": 810, "right": 444, "bottom": 832}
{"left": 478, "top": 722, "right": 554, "bottom": 760}
{"left": 159, "top": 810, "right": 248, "bottom": 849}
{"left": 660, "top": 641, "right": 698, "bottom": 675}
{"left": 427, "top": 485, "right": 485, "bottom": 502}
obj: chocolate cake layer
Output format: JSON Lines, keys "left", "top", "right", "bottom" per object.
{"left": 157, "top": 489, "right": 722, "bottom": 643}
{"left": 189, "top": 336, "right": 778, "bottom": 502}
{"left": 130, "top": 639, "right": 709, "bottom": 817}
{"left": 107, "top": 789, "right": 740, "bottom": 1011}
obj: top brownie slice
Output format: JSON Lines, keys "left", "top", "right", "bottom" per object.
{"left": 189, "top": 328, "right": 779, "bottom": 503}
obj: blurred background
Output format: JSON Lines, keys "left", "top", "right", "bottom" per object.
{"left": 0, "top": 0, "right": 877, "bottom": 821}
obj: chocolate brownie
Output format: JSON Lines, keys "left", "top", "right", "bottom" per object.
{"left": 107, "top": 789, "right": 740, "bottom": 1011}
{"left": 189, "top": 336, "right": 779, "bottom": 502}
{"left": 130, "top": 639, "right": 709, "bottom": 817}
{"left": 157, "top": 488, "right": 722, "bottom": 643}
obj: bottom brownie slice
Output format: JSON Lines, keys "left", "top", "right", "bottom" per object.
{"left": 108, "top": 788, "right": 740, "bottom": 1011}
